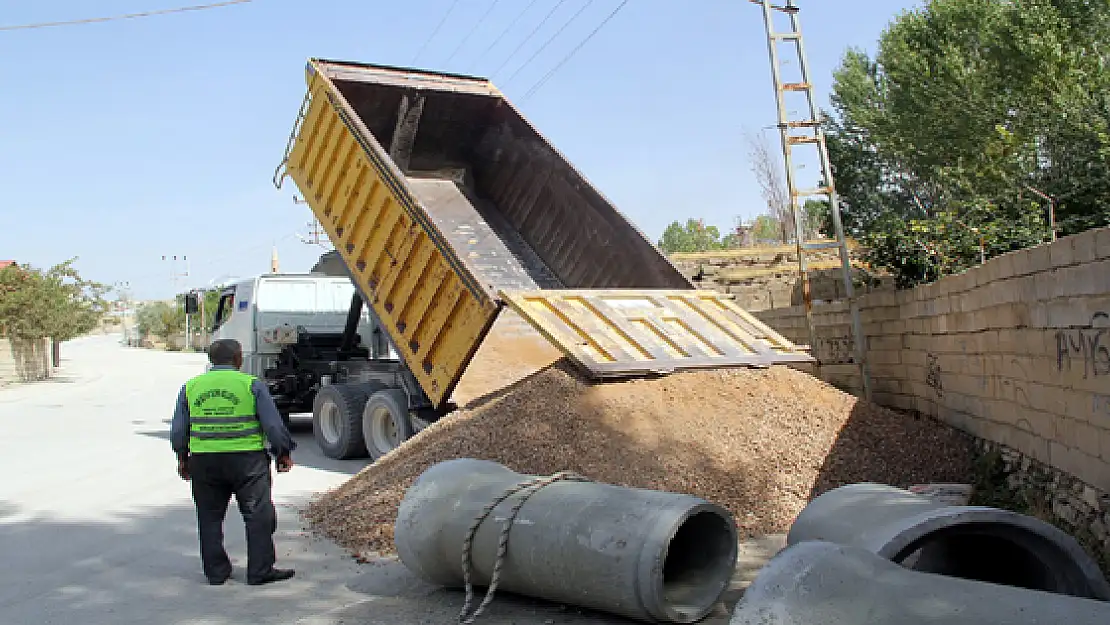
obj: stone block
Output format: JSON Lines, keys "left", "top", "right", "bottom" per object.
{"left": 1067, "top": 392, "right": 1109, "bottom": 428}
{"left": 1094, "top": 227, "right": 1110, "bottom": 260}
{"left": 1025, "top": 382, "right": 1070, "bottom": 416}
{"left": 1071, "top": 229, "right": 1101, "bottom": 264}
{"left": 1102, "top": 426, "right": 1110, "bottom": 461}
{"left": 1028, "top": 244, "right": 1052, "bottom": 273}
{"left": 1015, "top": 407, "right": 1057, "bottom": 440}
{"left": 1011, "top": 249, "right": 1034, "bottom": 277}
{"left": 1075, "top": 422, "right": 1103, "bottom": 459}
{"left": 868, "top": 335, "right": 903, "bottom": 351}
{"left": 992, "top": 253, "right": 1017, "bottom": 281}
{"left": 1050, "top": 236, "right": 1077, "bottom": 268}
{"left": 1035, "top": 270, "right": 1058, "bottom": 301}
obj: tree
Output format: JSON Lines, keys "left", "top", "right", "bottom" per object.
{"left": 825, "top": 0, "right": 1110, "bottom": 287}
{"left": 751, "top": 215, "right": 783, "bottom": 244}
{"left": 745, "top": 131, "right": 792, "bottom": 243}
{"left": 136, "top": 301, "right": 185, "bottom": 346}
{"left": 658, "top": 219, "right": 725, "bottom": 253}
{"left": 0, "top": 259, "right": 108, "bottom": 343}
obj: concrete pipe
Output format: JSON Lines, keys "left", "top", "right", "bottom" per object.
{"left": 787, "top": 483, "right": 1110, "bottom": 600}
{"left": 394, "top": 458, "right": 738, "bottom": 623}
{"left": 730, "top": 540, "right": 1110, "bottom": 625}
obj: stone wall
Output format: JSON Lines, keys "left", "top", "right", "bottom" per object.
{"left": 669, "top": 241, "right": 894, "bottom": 312}
{"left": 0, "top": 337, "right": 51, "bottom": 385}
{"left": 755, "top": 226, "right": 1110, "bottom": 496}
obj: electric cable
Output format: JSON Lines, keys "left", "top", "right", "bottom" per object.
{"left": 0, "top": 0, "right": 252, "bottom": 32}
{"left": 521, "top": 0, "right": 629, "bottom": 101}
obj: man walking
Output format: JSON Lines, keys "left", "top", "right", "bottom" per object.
{"left": 170, "top": 338, "right": 298, "bottom": 586}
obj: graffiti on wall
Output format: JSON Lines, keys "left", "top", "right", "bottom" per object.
{"left": 815, "top": 336, "right": 855, "bottom": 364}
{"left": 1055, "top": 312, "right": 1110, "bottom": 379}
{"left": 926, "top": 353, "right": 944, "bottom": 397}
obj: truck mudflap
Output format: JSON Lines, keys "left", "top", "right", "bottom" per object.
{"left": 498, "top": 289, "right": 813, "bottom": 377}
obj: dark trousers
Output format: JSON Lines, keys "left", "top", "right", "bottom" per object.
{"left": 188, "top": 450, "right": 278, "bottom": 583}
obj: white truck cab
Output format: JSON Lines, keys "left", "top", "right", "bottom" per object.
{"left": 203, "top": 271, "right": 429, "bottom": 462}
{"left": 208, "top": 273, "right": 394, "bottom": 377}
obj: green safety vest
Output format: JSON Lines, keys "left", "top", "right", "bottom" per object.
{"left": 185, "top": 369, "right": 265, "bottom": 453}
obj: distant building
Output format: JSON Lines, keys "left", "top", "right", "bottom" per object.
{"left": 0, "top": 260, "right": 14, "bottom": 271}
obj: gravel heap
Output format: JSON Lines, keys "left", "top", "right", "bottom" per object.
{"left": 304, "top": 360, "right": 977, "bottom": 557}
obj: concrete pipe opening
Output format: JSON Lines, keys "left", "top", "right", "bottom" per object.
{"left": 895, "top": 522, "right": 1094, "bottom": 596}
{"left": 659, "top": 510, "right": 737, "bottom": 621}
{"left": 787, "top": 484, "right": 1110, "bottom": 601}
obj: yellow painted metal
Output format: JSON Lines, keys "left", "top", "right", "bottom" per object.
{"left": 498, "top": 289, "right": 814, "bottom": 377}
{"left": 284, "top": 62, "right": 499, "bottom": 408}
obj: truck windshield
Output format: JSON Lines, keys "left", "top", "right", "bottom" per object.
{"left": 255, "top": 279, "right": 355, "bottom": 313}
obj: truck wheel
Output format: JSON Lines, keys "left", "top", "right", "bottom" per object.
{"left": 312, "top": 384, "right": 370, "bottom": 460}
{"left": 362, "top": 389, "right": 414, "bottom": 461}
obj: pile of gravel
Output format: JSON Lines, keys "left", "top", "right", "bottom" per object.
{"left": 303, "top": 360, "right": 977, "bottom": 557}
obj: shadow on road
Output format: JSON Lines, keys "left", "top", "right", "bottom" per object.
{"left": 0, "top": 498, "right": 366, "bottom": 624}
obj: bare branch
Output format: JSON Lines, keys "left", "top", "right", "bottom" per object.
{"left": 744, "top": 130, "right": 794, "bottom": 243}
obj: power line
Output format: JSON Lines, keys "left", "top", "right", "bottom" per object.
{"left": 127, "top": 232, "right": 299, "bottom": 286}
{"left": 490, "top": 0, "right": 569, "bottom": 78}
{"left": 522, "top": 0, "right": 629, "bottom": 101}
{"left": 411, "top": 0, "right": 461, "bottom": 65}
{"left": 502, "top": 0, "right": 595, "bottom": 86}
{"left": 443, "top": 0, "right": 503, "bottom": 68}
{"left": 468, "top": 0, "right": 544, "bottom": 73}
{"left": 0, "top": 0, "right": 252, "bottom": 32}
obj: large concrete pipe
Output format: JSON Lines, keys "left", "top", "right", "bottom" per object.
{"left": 394, "top": 458, "right": 738, "bottom": 623}
{"left": 787, "top": 483, "right": 1110, "bottom": 600}
{"left": 730, "top": 540, "right": 1110, "bottom": 625}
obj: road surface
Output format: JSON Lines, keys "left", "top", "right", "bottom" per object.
{"left": 0, "top": 334, "right": 779, "bottom": 624}
{"left": 0, "top": 334, "right": 378, "bottom": 624}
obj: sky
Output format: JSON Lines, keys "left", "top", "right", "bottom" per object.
{"left": 0, "top": 0, "right": 921, "bottom": 300}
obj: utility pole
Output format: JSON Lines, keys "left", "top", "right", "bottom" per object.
{"left": 298, "top": 218, "right": 332, "bottom": 249}
{"left": 162, "top": 255, "right": 191, "bottom": 349}
{"left": 752, "top": 0, "right": 872, "bottom": 400}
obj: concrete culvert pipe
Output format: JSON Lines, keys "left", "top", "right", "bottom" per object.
{"left": 730, "top": 540, "right": 1110, "bottom": 625}
{"left": 786, "top": 483, "right": 1110, "bottom": 600}
{"left": 394, "top": 458, "right": 739, "bottom": 623}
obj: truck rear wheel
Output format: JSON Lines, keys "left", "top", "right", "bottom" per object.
{"left": 362, "top": 389, "right": 414, "bottom": 461}
{"left": 312, "top": 384, "right": 370, "bottom": 460}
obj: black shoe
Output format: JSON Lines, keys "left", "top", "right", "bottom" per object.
{"left": 208, "top": 574, "right": 231, "bottom": 586}
{"left": 247, "top": 568, "right": 295, "bottom": 586}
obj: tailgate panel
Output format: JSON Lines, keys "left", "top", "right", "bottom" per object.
{"left": 498, "top": 290, "right": 814, "bottom": 377}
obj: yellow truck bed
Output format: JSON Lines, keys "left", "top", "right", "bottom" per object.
{"left": 276, "top": 59, "right": 812, "bottom": 409}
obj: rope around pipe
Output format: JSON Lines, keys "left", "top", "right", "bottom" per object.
{"left": 458, "top": 471, "right": 591, "bottom": 624}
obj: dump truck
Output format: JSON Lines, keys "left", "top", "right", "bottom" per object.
{"left": 270, "top": 58, "right": 813, "bottom": 460}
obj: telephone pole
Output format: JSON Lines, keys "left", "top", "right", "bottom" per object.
{"left": 162, "top": 254, "right": 192, "bottom": 349}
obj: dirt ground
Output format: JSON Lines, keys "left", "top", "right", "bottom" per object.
{"left": 306, "top": 314, "right": 978, "bottom": 557}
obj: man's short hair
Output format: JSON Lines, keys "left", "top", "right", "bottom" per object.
{"left": 208, "top": 339, "right": 242, "bottom": 366}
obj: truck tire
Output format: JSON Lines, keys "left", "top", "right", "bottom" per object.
{"left": 312, "top": 384, "right": 370, "bottom": 460}
{"left": 362, "top": 389, "right": 414, "bottom": 461}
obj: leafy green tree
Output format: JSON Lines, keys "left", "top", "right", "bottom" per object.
{"left": 136, "top": 301, "right": 185, "bottom": 346}
{"left": 826, "top": 0, "right": 1110, "bottom": 287}
{"left": 751, "top": 215, "right": 784, "bottom": 243}
{"left": 658, "top": 219, "right": 725, "bottom": 253}
{"left": 0, "top": 259, "right": 108, "bottom": 343}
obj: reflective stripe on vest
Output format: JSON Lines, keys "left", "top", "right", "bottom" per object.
{"left": 184, "top": 369, "right": 264, "bottom": 453}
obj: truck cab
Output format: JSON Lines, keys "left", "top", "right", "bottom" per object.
{"left": 207, "top": 272, "right": 431, "bottom": 461}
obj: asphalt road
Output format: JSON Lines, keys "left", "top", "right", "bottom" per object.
{"left": 0, "top": 334, "right": 372, "bottom": 624}
{"left": 0, "top": 334, "right": 779, "bottom": 624}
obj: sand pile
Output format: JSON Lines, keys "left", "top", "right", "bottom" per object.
{"left": 304, "top": 359, "right": 977, "bottom": 557}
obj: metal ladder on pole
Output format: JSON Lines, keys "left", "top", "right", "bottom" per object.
{"left": 751, "top": 0, "right": 871, "bottom": 400}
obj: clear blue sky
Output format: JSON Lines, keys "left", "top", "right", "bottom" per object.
{"left": 0, "top": 0, "right": 919, "bottom": 300}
